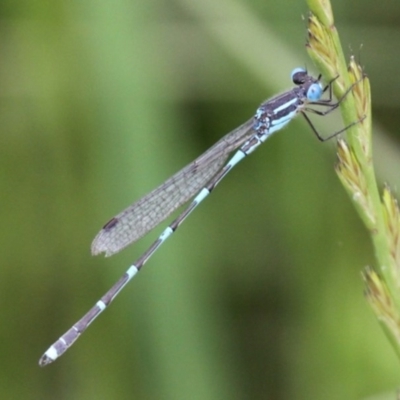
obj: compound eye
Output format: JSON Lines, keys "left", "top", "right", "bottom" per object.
{"left": 291, "top": 67, "right": 307, "bottom": 84}
{"left": 306, "top": 83, "right": 323, "bottom": 101}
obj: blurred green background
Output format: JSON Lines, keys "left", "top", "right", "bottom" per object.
{"left": 1, "top": 0, "right": 399, "bottom": 399}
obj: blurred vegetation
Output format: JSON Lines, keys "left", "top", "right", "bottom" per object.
{"left": 1, "top": 0, "right": 400, "bottom": 399}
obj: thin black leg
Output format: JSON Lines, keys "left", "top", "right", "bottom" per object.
{"left": 301, "top": 111, "right": 366, "bottom": 142}
{"left": 303, "top": 104, "right": 340, "bottom": 116}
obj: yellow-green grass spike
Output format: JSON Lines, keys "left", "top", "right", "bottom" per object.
{"left": 307, "top": 0, "right": 400, "bottom": 356}
{"left": 363, "top": 267, "right": 400, "bottom": 358}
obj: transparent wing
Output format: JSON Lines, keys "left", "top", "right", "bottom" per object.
{"left": 91, "top": 118, "right": 255, "bottom": 256}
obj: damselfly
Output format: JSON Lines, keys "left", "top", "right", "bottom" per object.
{"left": 39, "top": 68, "right": 361, "bottom": 366}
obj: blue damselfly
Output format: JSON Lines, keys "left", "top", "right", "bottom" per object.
{"left": 39, "top": 68, "right": 361, "bottom": 366}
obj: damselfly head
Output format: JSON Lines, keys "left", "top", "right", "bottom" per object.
{"left": 291, "top": 68, "right": 323, "bottom": 101}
